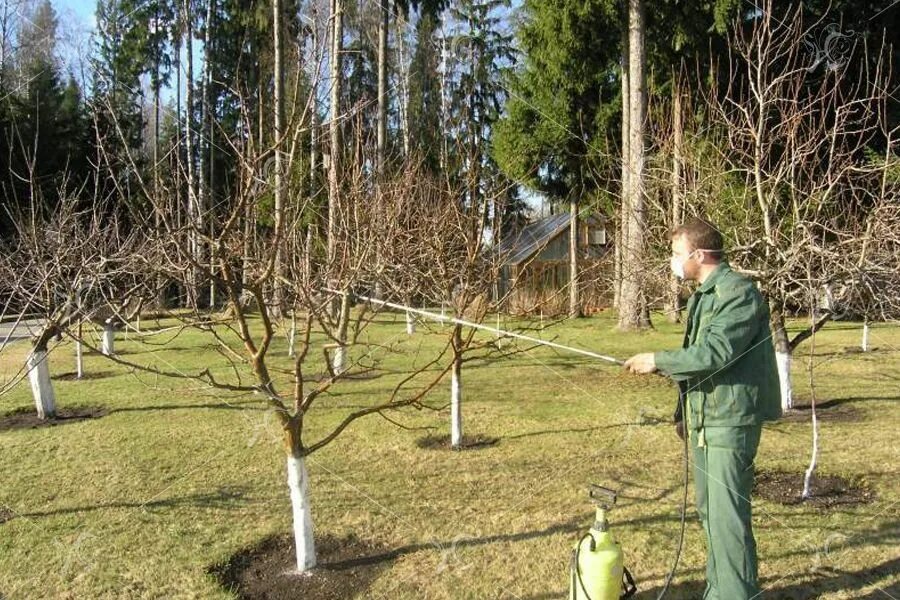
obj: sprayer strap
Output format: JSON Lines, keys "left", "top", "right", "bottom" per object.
{"left": 621, "top": 566, "right": 637, "bottom": 599}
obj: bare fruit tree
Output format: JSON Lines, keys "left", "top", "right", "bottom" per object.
{"left": 704, "top": 2, "right": 899, "bottom": 411}
{"left": 0, "top": 197, "right": 149, "bottom": 417}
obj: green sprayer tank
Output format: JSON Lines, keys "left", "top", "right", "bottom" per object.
{"left": 569, "top": 485, "right": 636, "bottom": 600}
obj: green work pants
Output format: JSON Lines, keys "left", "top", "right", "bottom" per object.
{"left": 691, "top": 424, "right": 762, "bottom": 600}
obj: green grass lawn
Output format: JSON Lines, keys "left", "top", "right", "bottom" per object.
{"left": 0, "top": 311, "right": 898, "bottom": 599}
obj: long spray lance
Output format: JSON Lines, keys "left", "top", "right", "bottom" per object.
{"left": 323, "top": 288, "right": 625, "bottom": 366}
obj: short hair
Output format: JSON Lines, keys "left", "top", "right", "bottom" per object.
{"left": 671, "top": 217, "right": 725, "bottom": 258}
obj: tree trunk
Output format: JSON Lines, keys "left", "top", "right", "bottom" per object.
{"left": 801, "top": 309, "right": 819, "bottom": 499}
{"left": 331, "top": 291, "right": 350, "bottom": 375}
{"left": 200, "top": 0, "right": 214, "bottom": 308}
{"left": 667, "top": 81, "right": 683, "bottom": 323}
{"left": 102, "top": 320, "right": 115, "bottom": 356}
{"left": 397, "top": 12, "right": 411, "bottom": 159}
{"left": 183, "top": 0, "right": 200, "bottom": 307}
{"left": 153, "top": 19, "right": 166, "bottom": 310}
{"left": 327, "top": 0, "right": 344, "bottom": 266}
{"left": 272, "top": 0, "right": 285, "bottom": 316}
{"left": 451, "top": 326, "right": 463, "bottom": 449}
{"left": 617, "top": 0, "right": 650, "bottom": 331}
{"left": 406, "top": 311, "right": 416, "bottom": 335}
{"left": 861, "top": 319, "right": 869, "bottom": 352}
{"left": 75, "top": 320, "right": 84, "bottom": 379}
{"left": 615, "top": 16, "right": 630, "bottom": 311}
{"left": 770, "top": 304, "right": 792, "bottom": 411}
{"left": 376, "top": 1, "right": 387, "bottom": 180}
{"left": 568, "top": 196, "right": 580, "bottom": 318}
{"left": 28, "top": 348, "right": 56, "bottom": 419}
{"left": 286, "top": 453, "right": 316, "bottom": 572}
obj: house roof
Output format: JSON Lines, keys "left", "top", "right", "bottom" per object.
{"left": 497, "top": 212, "right": 571, "bottom": 266}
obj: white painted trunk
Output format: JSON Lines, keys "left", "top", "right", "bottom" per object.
{"left": 802, "top": 402, "right": 819, "bottom": 499}
{"left": 288, "top": 315, "right": 296, "bottom": 358}
{"left": 75, "top": 340, "right": 84, "bottom": 379}
{"left": 102, "top": 323, "right": 115, "bottom": 356}
{"left": 861, "top": 321, "right": 869, "bottom": 352}
{"left": 332, "top": 346, "right": 346, "bottom": 375}
{"left": 405, "top": 311, "right": 415, "bottom": 335}
{"left": 28, "top": 350, "right": 56, "bottom": 419}
{"left": 286, "top": 455, "right": 316, "bottom": 572}
{"left": 776, "top": 351, "right": 793, "bottom": 411}
{"left": 451, "top": 359, "right": 462, "bottom": 448}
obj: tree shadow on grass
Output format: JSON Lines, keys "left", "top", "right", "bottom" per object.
{"left": 108, "top": 399, "right": 267, "bottom": 414}
{"left": 505, "top": 418, "right": 668, "bottom": 441}
{"left": 5, "top": 486, "right": 250, "bottom": 522}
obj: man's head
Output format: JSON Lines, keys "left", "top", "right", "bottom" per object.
{"left": 670, "top": 218, "right": 725, "bottom": 282}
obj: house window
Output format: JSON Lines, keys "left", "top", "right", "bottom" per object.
{"left": 589, "top": 228, "right": 607, "bottom": 246}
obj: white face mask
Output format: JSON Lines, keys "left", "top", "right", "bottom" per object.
{"left": 670, "top": 248, "right": 721, "bottom": 279}
{"left": 670, "top": 255, "right": 687, "bottom": 279}
{"left": 670, "top": 250, "right": 698, "bottom": 279}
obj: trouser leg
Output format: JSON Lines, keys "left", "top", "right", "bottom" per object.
{"left": 702, "top": 425, "right": 762, "bottom": 600}
{"left": 692, "top": 429, "right": 717, "bottom": 600}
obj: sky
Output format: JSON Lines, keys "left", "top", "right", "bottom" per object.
{"left": 55, "top": 0, "right": 95, "bottom": 30}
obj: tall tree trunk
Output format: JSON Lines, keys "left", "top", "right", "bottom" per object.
{"left": 568, "top": 196, "right": 580, "bottom": 318}
{"left": 204, "top": 0, "right": 217, "bottom": 308}
{"left": 618, "top": 0, "right": 650, "bottom": 331}
{"left": 398, "top": 12, "right": 411, "bottom": 159}
{"left": 615, "top": 26, "right": 630, "bottom": 311}
{"left": 272, "top": 0, "right": 285, "bottom": 316}
{"left": 328, "top": 0, "right": 343, "bottom": 267}
{"left": 373, "top": 0, "right": 388, "bottom": 301}
{"left": 667, "top": 80, "right": 684, "bottom": 323}
{"left": 183, "top": 0, "right": 200, "bottom": 308}
{"left": 376, "top": 1, "right": 388, "bottom": 181}
{"left": 153, "top": 16, "right": 166, "bottom": 309}
{"left": 309, "top": 18, "right": 319, "bottom": 201}
{"left": 174, "top": 21, "right": 184, "bottom": 305}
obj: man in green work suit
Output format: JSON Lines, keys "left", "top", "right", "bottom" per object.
{"left": 624, "top": 218, "right": 782, "bottom": 600}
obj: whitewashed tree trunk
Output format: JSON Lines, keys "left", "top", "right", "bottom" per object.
{"left": 332, "top": 292, "right": 350, "bottom": 375}
{"left": 102, "top": 321, "right": 115, "bottom": 356}
{"left": 288, "top": 313, "right": 297, "bottom": 357}
{"left": 776, "top": 350, "right": 792, "bottom": 411}
{"left": 451, "top": 356, "right": 462, "bottom": 448}
{"left": 75, "top": 340, "right": 84, "bottom": 379}
{"left": 802, "top": 380, "right": 819, "bottom": 499}
{"left": 861, "top": 320, "right": 869, "bottom": 352}
{"left": 332, "top": 346, "right": 346, "bottom": 375}
{"left": 286, "top": 454, "right": 316, "bottom": 572}
{"left": 28, "top": 349, "right": 56, "bottom": 419}
{"left": 802, "top": 313, "right": 820, "bottom": 499}
{"left": 405, "top": 311, "right": 415, "bottom": 335}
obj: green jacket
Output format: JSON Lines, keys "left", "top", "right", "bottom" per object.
{"left": 655, "top": 263, "right": 782, "bottom": 429}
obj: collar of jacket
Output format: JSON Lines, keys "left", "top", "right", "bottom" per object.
{"left": 696, "top": 261, "right": 731, "bottom": 294}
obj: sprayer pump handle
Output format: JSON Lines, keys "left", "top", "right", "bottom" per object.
{"left": 589, "top": 484, "right": 617, "bottom": 507}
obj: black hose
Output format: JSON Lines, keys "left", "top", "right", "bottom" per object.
{"left": 655, "top": 420, "right": 690, "bottom": 600}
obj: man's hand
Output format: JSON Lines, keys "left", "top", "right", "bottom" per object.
{"left": 624, "top": 353, "right": 657, "bottom": 374}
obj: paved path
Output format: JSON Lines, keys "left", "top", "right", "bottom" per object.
{"left": 0, "top": 318, "right": 44, "bottom": 345}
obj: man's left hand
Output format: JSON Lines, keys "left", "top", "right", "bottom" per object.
{"left": 624, "top": 353, "right": 657, "bottom": 374}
